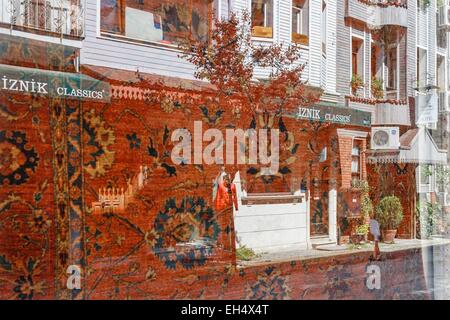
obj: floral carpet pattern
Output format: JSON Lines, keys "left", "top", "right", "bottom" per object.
{"left": 0, "top": 36, "right": 436, "bottom": 299}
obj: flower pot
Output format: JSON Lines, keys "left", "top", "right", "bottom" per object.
{"left": 351, "top": 234, "right": 365, "bottom": 244}
{"left": 382, "top": 229, "right": 397, "bottom": 243}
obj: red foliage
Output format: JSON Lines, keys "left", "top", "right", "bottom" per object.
{"left": 179, "top": 12, "right": 320, "bottom": 115}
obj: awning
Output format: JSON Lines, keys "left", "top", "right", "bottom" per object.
{"left": 0, "top": 64, "right": 110, "bottom": 102}
{"left": 368, "top": 127, "right": 448, "bottom": 165}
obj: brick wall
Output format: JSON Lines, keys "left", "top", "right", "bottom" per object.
{"left": 338, "top": 135, "right": 354, "bottom": 189}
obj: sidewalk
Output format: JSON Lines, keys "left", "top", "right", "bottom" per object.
{"left": 238, "top": 238, "right": 450, "bottom": 267}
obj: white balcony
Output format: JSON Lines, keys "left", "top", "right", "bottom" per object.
{"left": 375, "top": 100, "right": 410, "bottom": 126}
{"left": 346, "top": 0, "right": 408, "bottom": 28}
{"left": 346, "top": 96, "right": 410, "bottom": 126}
{"left": 0, "top": 0, "right": 85, "bottom": 38}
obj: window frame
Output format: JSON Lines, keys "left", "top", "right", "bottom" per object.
{"left": 251, "top": 0, "right": 274, "bottom": 39}
{"left": 417, "top": 164, "right": 435, "bottom": 193}
{"left": 351, "top": 36, "right": 364, "bottom": 79}
{"left": 98, "top": 0, "right": 213, "bottom": 49}
{"left": 321, "top": 0, "right": 327, "bottom": 55}
{"left": 291, "top": 0, "right": 309, "bottom": 46}
{"left": 417, "top": 46, "right": 429, "bottom": 89}
{"left": 385, "top": 44, "right": 398, "bottom": 91}
{"left": 351, "top": 139, "right": 363, "bottom": 181}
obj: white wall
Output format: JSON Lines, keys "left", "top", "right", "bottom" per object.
{"left": 81, "top": 0, "right": 198, "bottom": 79}
{"left": 81, "top": 0, "right": 329, "bottom": 89}
{"left": 232, "top": 172, "right": 309, "bottom": 253}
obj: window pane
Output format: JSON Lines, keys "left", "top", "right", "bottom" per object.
{"left": 292, "top": 7, "right": 300, "bottom": 34}
{"left": 292, "top": 0, "right": 309, "bottom": 45}
{"left": 387, "top": 47, "right": 397, "bottom": 90}
{"left": 251, "top": 0, "right": 273, "bottom": 37}
{"left": 352, "top": 38, "right": 363, "bottom": 77}
{"left": 351, "top": 160, "right": 359, "bottom": 173}
{"left": 100, "top": 0, "right": 210, "bottom": 45}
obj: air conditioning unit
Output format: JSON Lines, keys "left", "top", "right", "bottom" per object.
{"left": 438, "top": 4, "right": 450, "bottom": 30}
{"left": 371, "top": 127, "right": 400, "bottom": 150}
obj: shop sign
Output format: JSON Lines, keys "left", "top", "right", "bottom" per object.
{"left": 290, "top": 104, "right": 372, "bottom": 127}
{"left": 416, "top": 93, "right": 438, "bottom": 126}
{"left": 0, "top": 64, "right": 110, "bottom": 102}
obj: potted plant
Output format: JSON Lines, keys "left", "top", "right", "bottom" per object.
{"left": 371, "top": 77, "right": 384, "bottom": 100}
{"left": 351, "top": 74, "right": 364, "bottom": 96}
{"left": 375, "top": 196, "right": 404, "bottom": 243}
{"left": 338, "top": 221, "right": 350, "bottom": 245}
{"left": 353, "top": 224, "right": 369, "bottom": 244}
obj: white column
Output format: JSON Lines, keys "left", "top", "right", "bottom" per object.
{"left": 306, "top": 190, "right": 312, "bottom": 249}
{"left": 232, "top": 171, "right": 242, "bottom": 213}
{"left": 328, "top": 188, "right": 337, "bottom": 243}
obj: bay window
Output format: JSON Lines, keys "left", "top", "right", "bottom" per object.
{"left": 292, "top": 0, "right": 309, "bottom": 45}
{"left": 100, "top": 0, "right": 211, "bottom": 46}
{"left": 251, "top": 0, "right": 273, "bottom": 38}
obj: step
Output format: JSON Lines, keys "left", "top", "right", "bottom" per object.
{"left": 311, "top": 237, "right": 336, "bottom": 249}
{"left": 314, "top": 244, "right": 348, "bottom": 252}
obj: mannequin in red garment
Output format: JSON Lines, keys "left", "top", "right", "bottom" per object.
{"left": 214, "top": 173, "right": 238, "bottom": 212}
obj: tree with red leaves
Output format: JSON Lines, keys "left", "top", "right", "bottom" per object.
{"left": 180, "top": 12, "right": 320, "bottom": 115}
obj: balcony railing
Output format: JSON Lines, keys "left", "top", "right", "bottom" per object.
{"left": 346, "top": 0, "right": 408, "bottom": 28}
{"left": 0, "top": 0, "right": 85, "bottom": 38}
{"left": 346, "top": 96, "right": 410, "bottom": 126}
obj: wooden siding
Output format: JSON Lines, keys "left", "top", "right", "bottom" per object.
{"left": 326, "top": 0, "right": 337, "bottom": 93}
{"left": 407, "top": 0, "right": 417, "bottom": 97}
{"left": 309, "top": 0, "right": 323, "bottom": 88}
{"left": 336, "top": 0, "right": 351, "bottom": 96}
{"left": 81, "top": 0, "right": 199, "bottom": 80}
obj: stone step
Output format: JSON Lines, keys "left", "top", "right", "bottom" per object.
{"left": 311, "top": 237, "right": 336, "bottom": 249}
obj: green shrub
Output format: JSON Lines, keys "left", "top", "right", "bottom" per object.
{"left": 351, "top": 74, "right": 364, "bottom": 95}
{"left": 236, "top": 246, "right": 258, "bottom": 261}
{"left": 355, "top": 224, "right": 369, "bottom": 235}
{"left": 371, "top": 77, "right": 384, "bottom": 99}
{"left": 375, "top": 196, "right": 404, "bottom": 230}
